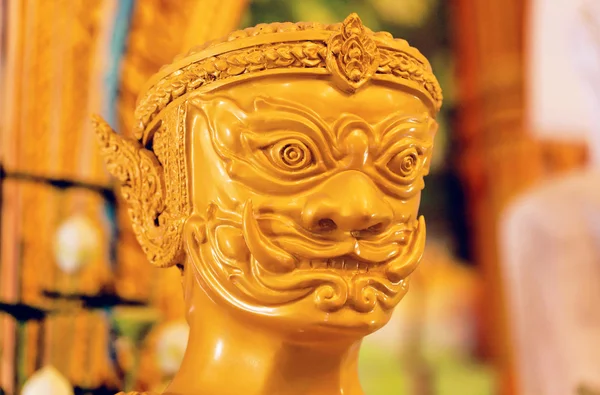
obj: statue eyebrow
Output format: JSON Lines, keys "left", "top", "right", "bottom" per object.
{"left": 373, "top": 114, "right": 432, "bottom": 157}
{"left": 378, "top": 113, "right": 430, "bottom": 137}
{"left": 252, "top": 96, "right": 430, "bottom": 131}
{"left": 253, "top": 97, "right": 332, "bottom": 137}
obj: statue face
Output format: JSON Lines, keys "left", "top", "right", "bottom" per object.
{"left": 183, "top": 78, "right": 436, "bottom": 337}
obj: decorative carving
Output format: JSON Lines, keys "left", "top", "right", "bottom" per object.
{"left": 117, "top": 0, "right": 249, "bottom": 137}
{"left": 96, "top": 13, "right": 442, "bottom": 395}
{"left": 92, "top": 116, "right": 188, "bottom": 268}
{"left": 184, "top": 95, "right": 433, "bottom": 314}
{"left": 326, "top": 13, "right": 379, "bottom": 92}
{"left": 133, "top": 41, "right": 328, "bottom": 139}
{"left": 113, "top": 0, "right": 249, "bottom": 312}
{"left": 133, "top": 13, "right": 442, "bottom": 140}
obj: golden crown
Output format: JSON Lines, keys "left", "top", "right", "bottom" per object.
{"left": 133, "top": 13, "right": 443, "bottom": 142}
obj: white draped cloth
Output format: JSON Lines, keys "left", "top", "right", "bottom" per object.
{"left": 501, "top": 1, "right": 600, "bottom": 394}
{"left": 501, "top": 171, "right": 600, "bottom": 395}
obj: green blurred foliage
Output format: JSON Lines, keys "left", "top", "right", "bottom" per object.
{"left": 359, "top": 345, "right": 496, "bottom": 395}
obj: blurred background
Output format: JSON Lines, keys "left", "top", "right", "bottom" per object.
{"left": 1, "top": 0, "right": 599, "bottom": 394}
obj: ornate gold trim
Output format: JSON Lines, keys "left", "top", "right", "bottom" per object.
{"left": 92, "top": 115, "right": 188, "bottom": 268}
{"left": 326, "top": 13, "right": 379, "bottom": 92}
{"left": 133, "top": 13, "right": 442, "bottom": 140}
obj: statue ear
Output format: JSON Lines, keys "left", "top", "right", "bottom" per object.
{"left": 92, "top": 115, "right": 184, "bottom": 267}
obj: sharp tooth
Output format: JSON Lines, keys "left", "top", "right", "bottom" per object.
{"left": 341, "top": 259, "right": 347, "bottom": 270}
{"left": 348, "top": 260, "right": 358, "bottom": 271}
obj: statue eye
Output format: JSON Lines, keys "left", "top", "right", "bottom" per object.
{"left": 386, "top": 147, "right": 420, "bottom": 178}
{"left": 268, "top": 139, "right": 313, "bottom": 171}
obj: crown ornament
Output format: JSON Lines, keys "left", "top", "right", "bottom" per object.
{"left": 326, "top": 13, "right": 379, "bottom": 92}
{"left": 133, "top": 13, "right": 442, "bottom": 142}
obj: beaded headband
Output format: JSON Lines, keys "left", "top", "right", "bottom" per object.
{"left": 133, "top": 13, "right": 443, "bottom": 143}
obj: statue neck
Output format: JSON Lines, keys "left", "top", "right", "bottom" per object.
{"left": 164, "top": 269, "right": 364, "bottom": 395}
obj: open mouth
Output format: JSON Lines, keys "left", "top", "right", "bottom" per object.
{"left": 297, "top": 255, "right": 383, "bottom": 272}
{"left": 238, "top": 199, "right": 418, "bottom": 276}
{"left": 201, "top": 200, "right": 426, "bottom": 312}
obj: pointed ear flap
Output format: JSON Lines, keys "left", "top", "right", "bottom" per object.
{"left": 92, "top": 115, "right": 184, "bottom": 267}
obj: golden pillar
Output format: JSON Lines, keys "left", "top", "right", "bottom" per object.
{"left": 452, "top": 0, "right": 542, "bottom": 392}
{"left": 1, "top": 1, "right": 117, "bottom": 392}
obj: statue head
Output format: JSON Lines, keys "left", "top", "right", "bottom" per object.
{"left": 95, "top": 14, "right": 442, "bottom": 340}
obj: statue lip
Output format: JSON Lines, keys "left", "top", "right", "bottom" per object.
{"left": 245, "top": 218, "right": 424, "bottom": 313}
{"left": 228, "top": 202, "right": 425, "bottom": 312}
{"left": 271, "top": 223, "right": 416, "bottom": 268}
{"left": 241, "top": 199, "right": 420, "bottom": 281}
{"left": 291, "top": 223, "right": 419, "bottom": 275}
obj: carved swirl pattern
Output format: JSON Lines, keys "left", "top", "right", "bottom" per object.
{"left": 133, "top": 14, "right": 442, "bottom": 140}
{"left": 388, "top": 148, "right": 420, "bottom": 178}
{"left": 92, "top": 116, "right": 185, "bottom": 267}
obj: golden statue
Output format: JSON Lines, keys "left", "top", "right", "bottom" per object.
{"left": 94, "top": 13, "right": 442, "bottom": 395}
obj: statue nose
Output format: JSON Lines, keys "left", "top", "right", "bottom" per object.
{"left": 301, "top": 171, "right": 393, "bottom": 234}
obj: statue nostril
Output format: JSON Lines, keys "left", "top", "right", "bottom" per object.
{"left": 366, "top": 222, "right": 384, "bottom": 234}
{"left": 317, "top": 218, "right": 337, "bottom": 231}
{"left": 351, "top": 222, "right": 385, "bottom": 238}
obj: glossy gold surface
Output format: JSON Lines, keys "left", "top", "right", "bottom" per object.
{"left": 97, "top": 14, "right": 441, "bottom": 395}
